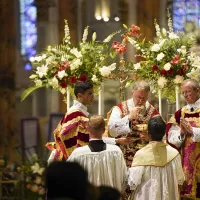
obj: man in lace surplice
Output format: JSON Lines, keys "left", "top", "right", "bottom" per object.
{"left": 128, "top": 116, "right": 184, "bottom": 200}
{"left": 68, "top": 115, "right": 127, "bottom": 193}
{"left": 166, "top": 79, "right": 200, "bottom": 199}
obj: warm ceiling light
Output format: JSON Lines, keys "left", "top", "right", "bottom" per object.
{"left": 103, "top": 16, "right": 109, "bottom": 22}
{"left": 114, "top": 17, "right": 120, "bottom": 21}
{"left": 96, "top": 15, "right": 102, "bottom": 20}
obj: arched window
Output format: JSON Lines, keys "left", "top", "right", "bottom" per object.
{"left": 170, "top": 0, "right": 200, "bottom": 32}
{"left": 20, "top": 0, "right": 37, "bottom": 70}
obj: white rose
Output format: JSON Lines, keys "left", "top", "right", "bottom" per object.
{"left": 134, "top": 63, "right": 141, "bottom": 70}
{"left": 151, "top": 44, "right": 160, "bottom": 52}
{"left": 163, "top": 63, "right": 171, "bottom": 71}
{"left": 156, "top": 52, "right": 165, "bottom": 61}
{"left": 57, "top": 70, "right": 67, "bottom": 79}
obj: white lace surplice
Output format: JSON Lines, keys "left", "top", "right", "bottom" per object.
{"left": 67, "top": 144, "right": 127, "bottom": 192}
{"left": 128, "top": 155, "right": 184, "bottom": 200}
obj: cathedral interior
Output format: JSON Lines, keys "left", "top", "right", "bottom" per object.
{"left": 0, "top": 1, "right": 200, "bottom": 197}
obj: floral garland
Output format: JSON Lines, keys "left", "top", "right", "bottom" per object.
{"left": 122, "top": 14, "right": 200, "bottom": 101}
{"left": 21, "top": 20, "right": 120, "bottom": 101}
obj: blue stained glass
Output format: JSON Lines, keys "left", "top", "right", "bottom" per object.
{"left": 25, "top": 0, "right": 34, "bottom": 4}
{"left": 24, "top": 63, "right": 32, "bottom": 70}
{"left": 20, "top": 0, "right": 37, "bottom": 70}
{"left": 25, "top": 6, "right": 37, "bottom": 21}
{"left": 172, "top": 0, "right": 200, "bottom": 32}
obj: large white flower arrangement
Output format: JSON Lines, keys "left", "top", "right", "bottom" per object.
{"left": 125, "top": 15, "right": 200, "bottom": 100}
{"left": 21, "top": 20, "right": 119, "bottom": 101}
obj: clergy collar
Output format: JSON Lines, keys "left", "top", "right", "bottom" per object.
{"left": 89, "top": 138, "right": 102, "bottom": 141}
{"left": 70, "top": 100, "right": 89, "bottom": 116}
{"left": 186, "top": 97, "right": 200, "bottom": 112}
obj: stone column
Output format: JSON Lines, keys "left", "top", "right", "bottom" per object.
{"left": 0, "top": 0, "right": 17, "bottom": 161}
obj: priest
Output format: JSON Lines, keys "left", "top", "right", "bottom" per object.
{"left": 166, "top": 79, "right": 200, "bottom": 199}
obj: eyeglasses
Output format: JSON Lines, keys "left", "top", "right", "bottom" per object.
{"left": 181, "top": 89, "right": 196, "bottom": 96}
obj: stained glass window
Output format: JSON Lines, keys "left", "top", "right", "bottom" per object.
{"left": 20, "top": 0, "right": 37, "bottom": 70}
{"left": 171, "top": 0, "right": 200, "bottom": 32}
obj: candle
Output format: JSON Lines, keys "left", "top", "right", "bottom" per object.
{"left": 175, "top": 85, "right": 179, "bottom": 111}
{"left": 67, "top": 88, "right": 70, "bottom": 111}
{"left": 98, "top": 84, "right": 102, "bottom": 115}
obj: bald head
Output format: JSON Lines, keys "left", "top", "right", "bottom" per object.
{"left": 181, "top": 79, "right": 200, "bottom": 104}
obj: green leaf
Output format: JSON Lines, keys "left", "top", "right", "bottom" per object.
{"left": 123, "top": 24, "right": 128, "bottom": 29}
{"left": 21, "top": 85, "right": 44, "bottom": 102}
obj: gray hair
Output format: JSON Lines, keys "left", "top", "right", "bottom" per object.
{"left": 132, "top": 80, "right": 150, "bottom": 92}
{"left": 181, "top": 79, "right": 200, "bottom": 90}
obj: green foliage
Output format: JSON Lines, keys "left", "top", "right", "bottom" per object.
{"left": 21, "top": 85, "right": 44, "bottom": 102}
{"left": 127, "top": 16, "right": 199, "bottom": 100}
{"left": 22, "top": 20, "right": 121, "bottom": 100}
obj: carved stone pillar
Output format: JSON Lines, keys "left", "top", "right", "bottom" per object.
{"left": 137, "top": 0, "right": 160, "bottom": 41}
{"left": 58, "top": 0, "right": 78, "bottom": 112}
{"left": 0, "top": 0, "right": 17, "bottom": 161}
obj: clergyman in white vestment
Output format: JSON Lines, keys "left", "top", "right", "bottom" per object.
{"left": 68, "top": 115, "right": 127, "bottom": 192}
{"left": 128, "top": 116, "right": 185, "bottom": 200}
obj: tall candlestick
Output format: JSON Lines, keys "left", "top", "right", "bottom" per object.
{"left": 175, "top": 85, "right": 180, "bottom": 111}
{"left": 158, "top": 88, "right": 162, "bottom": 116}
{"left": 98, "top": 84, "right": 103, "bottom": 115}
{"left": 67, "top": 88, "right": 70, "bottom": 111}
